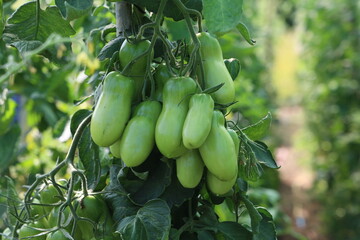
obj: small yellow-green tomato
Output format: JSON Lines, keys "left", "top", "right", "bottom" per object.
{"left": 176, "top": 150, "right": 204, "bottom": 188}
{"left": 206, "top": 171, "right": 237, "bottom": 196}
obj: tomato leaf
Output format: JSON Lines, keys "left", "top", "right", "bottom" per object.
{"left": 242, "top": 112, "right": 272, "bottom": 141}
{"left": 70, "top": 109, "right": 92, "bottom": 136}
{"left": 248, "top": 141, "right": 279, "bottom": 169}
{"left": 197, "top": 230, "right": 215, "bottom": 240}
{"left": 125, "top": 0, "right": 202, "bottom": 21}
{"left": 0, "top": 125, "right": 20, "bottom": 174}
{"left": 78, "top": 125, "right": 101, "bottom": 190}
{"left": 129, "top": 159, "right": 172, "bottom": 205}
{"left": 98, "top": 37, "right": 125, "bottom": 61}
{"left": 52, "top": 116, "right": 69, "bottom": 139}
{"left": 0, "top": 97, "right": 17, "bottom": 135}
{"left": 116, "top": 199, "right": 171, "bottom": 240}
{"left": 202, "top": 0, "right": 243, "bottom": 35}
{"left": 216, "top": 222, "right": 252, "bottom": 240}
{"left": 253, "top": 207, "right": 277, "bottom": 240}
{"left": 239, "top": 193, "right": 262, "bottom": 234}
{"left": 55, "top": 0, "right": 93, "bottom": 21}
{"left": 237, "top": 22, "right": 256, "bottom": 45}
{"left": 160, "top": 172, "right": 195, "bottom": 208}
{"left": 3, "top": 2, "right": 75, "bottom": 53}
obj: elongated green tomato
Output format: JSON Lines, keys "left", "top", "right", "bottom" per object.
{"left": 199, "top": 110, "right": 237, "bottom": 181}
{"left": 76, "top": 195, "right": 106, "bottom": 240}
{"left": 214, "top": 200, "right": 236, "bottom": 222}
{"left": 48, "top": 206, "right": 71, "bottom": 228}
{"left": 155, "top": 77, "right": 197, "bottom": 158}
{"left": 18, "top": 222, "right": 46, "bottom": 240}
{"left": 207, "top": 171, "right": 237, "bottom": 196}
{"left": 197, "top": 32, "right": 235, "bottom": 104}
{"left": 118, "top": 100, "right": 162, "bottom": 167}
{"left": 182, "top": 93, "right": 214, "bottom": 149}
{"left": 119, "top": 39, "right": 152, "bottom": 101}
{"left": 176, "top": 150, "right": 204, "bottom": 188}
{"left": 39, "top": 184, "right": 62, "bottom": 214}
{"left": 90, "top": 72, "right": 134, "bottom": 147}
{"left": 153, "top": 64, "right": 173, "bottom": 102}
{"left": 46, "top": 230, "right": 70, "bottom": 240}
{"left": 227, "top": 128, "right": 240, "bottom": 158}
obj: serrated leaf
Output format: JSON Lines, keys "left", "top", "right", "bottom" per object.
{"left": 253, "top": 208, "right": 277, "bottom": 240}
{"left": 203, "top": 0, "right": 243, "bottom": 34}
{"left": 160, "top": 172, "right": 194, "bottom": 208}
{"left": 116, "top": 199, "right": 171, "bottom": 240}
{"left": 3, "top": 2, "right": 75, "bottom": 50}
{"left": 0, "top": 125, "right": 20, "bottom": 174}
{"left": 98, "top": 37, "right": 124, "bottom": 61}
{"left": 103, "top": 165, "right": 139, "bottom": 220}
{"left": 70, "top": 109, "right": 92, "bottom": 136}
{"left": 55, "top": 0, "right": 93, "bottom": 21}
{"left": 129, "top": 160, "right": 172, "bottom": 205}
{"left": 11, "top": 40, "right": 43, "bottom": 56}
{"left": 78, "top": 126, "right": 101, "bottom": 190}
{"left": 239, "top": 193, "right": 262, "bottom": 234}
{"left": 242, "top": 112, "right": 272, "bottom": 141}
{"left": 125, "top": 0, "right": 202, "bottom": 21}
{"left": 216, "top": 222, "right": 252, "bottom": 240}
{"left": 248, "top": 141, "right": 279, "bottom": 169}
{"left": 197, "top": 205, "right": 219, "bottom": 228}
{"left": 163, "top": 18, "right": 190, "bottom": 42}
{"left": 237, "top": 22, "right": 256, "bottom": 45}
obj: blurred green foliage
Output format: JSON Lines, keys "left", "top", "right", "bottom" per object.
{"left": 302, "top": 0, "right": 360, "bottom": 238}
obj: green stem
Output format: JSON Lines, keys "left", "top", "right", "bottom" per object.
{"left": 171, "top": 0, "right": 204, "bottom": 88}
{"left": 22, "top": 114, "right": 91, "bottom": 218}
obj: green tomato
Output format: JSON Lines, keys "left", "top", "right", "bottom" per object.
{"left": 76, "top": 195, "right": 106, "bottom": 222}
{"left": 47, "top": 206, "right": 71, "bottom": 228}
{"left": 90, "top": 71, "right": 135, "bottom": 147}
{"left": 206, "top": 170, "right": 237, "bottom": 196}
{"left": 197, "top": 32, "right": 235, "bottom": 104}
{"left": 176, "top": 149, "right": 204, "bottom": 188}
{"left": 39, "top": 184, "right": 61, "bottom": 214}
{"left": 153, "top": 64, "right": 173, "bottom": 102}
{"left": 182, "top": 93, "right": 214, "bottom": 149}
{"left": 18, "top": 222, "right": 46, "bottom": 240}
{"left": 227, "top": 128, "right": 240, "bottom": 158}
{"left": 155, "top": 77, "right": 197, "bottom": 158}
{"left": 199, "top": 110, "right": 238, "bottom": 181}
{"left": 46, "top": 230, "right": 70, "bottom": 240}
{"left": 119, "top": 39, "right": 152, "bottom": 101}
{"left": 116, "top": 100, "right": 162, "bottom": 167}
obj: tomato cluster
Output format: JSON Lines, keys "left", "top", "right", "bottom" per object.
{"left": 90, "top": 32, "right": 240, "bottom": 196}
{"left": 12, "top": 182, "right": 118, "bottom": 240}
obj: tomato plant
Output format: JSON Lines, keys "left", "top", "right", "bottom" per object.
{"left": 0, "top": 0, "right": 279, "bottom": 239}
